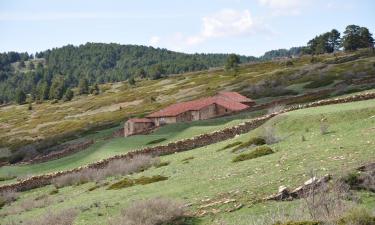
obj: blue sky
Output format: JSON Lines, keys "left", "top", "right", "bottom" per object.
{"left": 0, "top": 0, "right": 374, "bottom": 56}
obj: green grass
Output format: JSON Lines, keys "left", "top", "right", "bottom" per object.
{"left": 0, "top": 109, "right": 263, "bottom": 183}
{"left": 1, "top": 98, "right": 375, "bottom": 225}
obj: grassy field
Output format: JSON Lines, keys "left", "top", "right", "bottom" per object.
{"left": 1, "top": 97, "right": 374, "bottom": 225}
{"left": 1, "top": 50, "right": 375, "bottom": 157}
{"left": 0, "top": 109, "right": 264, "bottom": 184}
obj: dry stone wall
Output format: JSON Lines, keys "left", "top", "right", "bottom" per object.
{"left": 1, "top": 92, "right": 375, "bottom": 193}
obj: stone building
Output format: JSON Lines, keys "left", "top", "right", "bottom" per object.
{"left": 124, "top": 91, "right": 255, "bottom": 136}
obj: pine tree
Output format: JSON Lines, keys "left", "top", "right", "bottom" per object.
{"left": 78, "top": 78, "right": 89, "bottom": 95}
{"left": 15, "top": 89, "right": 26, "bottom": 104}
{"left": 63, "top": 89, "right": 74, "bottom": 101}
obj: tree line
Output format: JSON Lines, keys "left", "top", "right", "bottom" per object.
{"left": 261, "top": 24, "right": 374, "bottom": 60}
{"left": 0, "top": 44, "right": 257, "bottom": 104}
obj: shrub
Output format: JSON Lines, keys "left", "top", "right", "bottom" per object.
{"left": 320, "top": 121, "right": 329, "bottom": 135}
{"left": 274, "top": 221, "right": 322, "bottom": 225}
{"left": 217, "top": 141, "right": 242, "bottom": 151}
{"left": 24, "top": 208, "right": 78, "bottom": 225}
{"left": 49, "top": 188, "right": 59, "bottom": 195}
{"left": 337, "top": 208, "right": 375, "bottom": 225}
{"left": 263, "top": 126, "right": 281, "bottom": 144}
{"left": 268, "top": 104, "right": 286, "bottom": 114}
{"left": 107, "top": 175, "right": 168, "bottom": 190}
{"left": 232, "top": 137, "right": 265, "bottom": 153}
{"left": 232, "top": 146, "right": 274, "bottom": 162}
{"left": 155, "top": 161, "right": 170, "bottom": 168}
{"left": 0, "top": 190, "right": 19, "bottom": 206}
{"left": 8, "top": 152, "right": 25, "bottom": 164}
{"left": 181, "top": 156, "right": 194, "bottom": 162}
{"left": 0, "top": 175, "right": 16, "bottom": 182}
{"left": 146, "top": 138, "right": 167, "bottom": 145}
{"left": 341, "top": 171, "right": 375, "bottom": 192}
{"left": 303, "top": 78, "right": 334, "bottom": 89}
{"left": 109, "top": 197, "right": 187, "bottom": 225}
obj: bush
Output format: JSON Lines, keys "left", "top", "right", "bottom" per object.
{"left": 8, "top": 152, "right": 25, "bottom": 164}
{"left": 337, "top": 208, "right": 375, "bottom": 225}
{"left": 155, "top": 161, "right": 170, "bottom": 168}
{"left": 0, "top": 190, "right": 19, "bottom": 208}
{"left": 232, "top": 137, "right": 266, "bottom": 153}
{"left": 304, "top": 78, "right": 334, "bottom": 89}
{"left": 109, "top": 197, "right": 187, "bottom": 225}
{"left": 263, "top": 126, "right": 281, "bottom": 144}
{"left": 24, "top": 208, "right": 78, "bottom": 225}
{"left": 107, "top": 175, "right": 168, "bottom": 190}
{"left": 146, "top": 138, "right": 167, "bottom": 145}
{"left": 217, "top": 141, "right": 242, "bottom": 151}
{"left": 181, "top": 156, "right": 194, "bottom": 162}
{"left": 274, "top": 221, "right": 322, "bottom": 225}
{"left": 0, "top": 175, "right": 16, "bottom": 182}
{"left": 232, "top": 146, "right": 274, "bottom": 162}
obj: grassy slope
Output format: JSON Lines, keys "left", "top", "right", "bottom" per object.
{"left": 0, "top": 110, "right": 264, "bottom": 183}
{"left": 1, "top": 51, "right": 375, "bottom": 152}
{"left": 1, "top": 98, "right": 374, "bottom": 225}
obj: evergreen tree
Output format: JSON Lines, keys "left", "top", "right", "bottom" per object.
{"left": 49, "top": 76, "right": 65, "bottom": 100}
{"left": 90, "top": 83, "right": 100, "bottom": 95}
{"left": 150, "top": 64, "right": 164, "bottom": 80}
{"left": 328, "top": 29, "right": 341, "bottom": 52}
{"left": 78, "top": 78, "right": 89, "bottom": 95}
{"left": 342, "top": 25, "right": 374, "bottom": 51}
{"left": 37, "top": 81, "right": 50, "bottom": 100}
{"left": 15, "top": 89, "right": 26, "bottom": 104}
{"left": 128, "top": 77, "right": 136, "bottom": 86}
{"left": 225, "top": 54, "right": 240, "bottom": 71}
{"left": 18, "top": 61, "right": 25, "bottom": 69}
{"left": 28, "top": 62, "right": 35, "bottom": 70}
{"left": 137, "top": 68, "right": 147, "bottom": 79}
{"left": 63, "top": 89, "right": 74, "bottom": 101}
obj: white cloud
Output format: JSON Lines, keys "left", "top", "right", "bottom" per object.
{"left": 258, "top": 0, "right": 311, "bottom": 15}
{"left": 148, "top": 9, "right": 271, "bottom": 51}
{"left": 186, "top": 9, "right": 259, "bottom": 45}
{"left": 149, "top": 36, "right": 160, "bottom": 46}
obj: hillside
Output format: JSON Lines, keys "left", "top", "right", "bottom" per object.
{"left": 1, "top": 49, "right": 375, "bottom": 163}
{"left": 0, "top": 43, "right": 257, "bottom": 104}
{"left": 0, "top": 93, "right": 374, "bottom": 224}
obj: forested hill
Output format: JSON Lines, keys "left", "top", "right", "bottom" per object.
{"left": 37, "top": 43, "right": 257, "bottom": 81}
{"left": 0, "top": 43, "right": 257, "bottom": 103}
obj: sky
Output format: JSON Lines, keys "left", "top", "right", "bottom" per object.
{"left": 0, "top": 0, "right": 374, "bottom": 56}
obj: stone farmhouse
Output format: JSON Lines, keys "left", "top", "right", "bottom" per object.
{"left": 124, "top": 91, "right": 255, "bottom": 136}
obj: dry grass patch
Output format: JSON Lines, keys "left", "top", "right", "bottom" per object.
{"left": 53, "top": 155, "right": 159, "bottom": 188}
{"left": 109, "top": 197, "right": 187, "bottom": 225}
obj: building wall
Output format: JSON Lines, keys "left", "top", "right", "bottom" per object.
{"left": 176, "top": 111, "right": 193, "bottom": 123}
{"left": 151, "top": 116, "right": 177, "bottom": 127}
{"left": 124, "top": 121, "right": 154, "bottom": 137}
{"left": 216, "top": 104, "right": 233, "bottom": 116}
{"left": 198, "top": 104, "right": 218, "bottom": 120}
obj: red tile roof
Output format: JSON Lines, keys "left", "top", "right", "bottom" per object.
{"left": 217, "top": 91, "right": 254, "bottom": 103}
{"left": 147, "top": 92, "right": 251, "bottom": 118}
{"left": 127, "top": 118, "right": 153, "bottom": 123}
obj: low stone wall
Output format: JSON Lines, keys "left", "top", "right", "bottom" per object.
{"left": 1, "top": 91, "right": 375, "bottom": 193}
{"left": 19, "top": 140, "right": 94, "bottom": 165}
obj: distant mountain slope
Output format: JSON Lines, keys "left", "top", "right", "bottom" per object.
{"left": 0, "top": 43, "right": 257, "bottom": 103}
